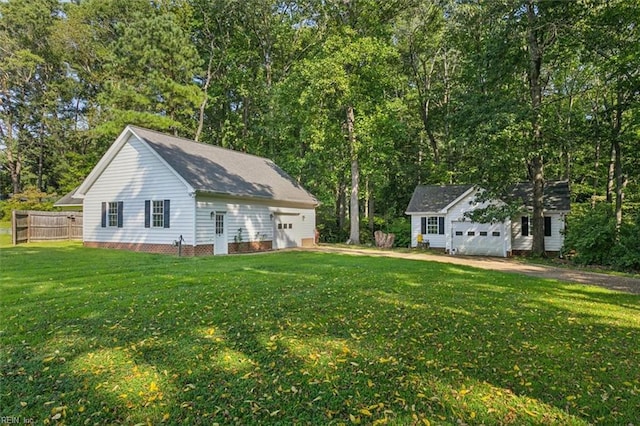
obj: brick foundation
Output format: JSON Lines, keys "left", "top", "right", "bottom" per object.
{"left": 228, "top": 241, "right": 273, "bottom": 254}
{"left": 84, "top": 241, "right": 279, "bottom": 256}
{"left": 84, "top": 241, "right": 214, "bottom": 256}
{"left": 511, "top": 250, "right": 561, "bottom": 257}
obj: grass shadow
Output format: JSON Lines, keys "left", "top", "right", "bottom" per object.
{"left": 1, "top": 246, "right": 638, "bottom": 424}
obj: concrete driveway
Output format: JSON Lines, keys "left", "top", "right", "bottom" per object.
{"left": 303, "top": 245, "right": 640, "bottom": 295}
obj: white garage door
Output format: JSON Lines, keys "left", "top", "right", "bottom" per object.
{"left": 451, "top": 221, "right": 506, "bottom": 257}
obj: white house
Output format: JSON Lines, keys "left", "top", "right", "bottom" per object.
{"left": 405, "top": 182, "right": 570, "bottom": 257}
{"left": 66, "top": 125, "right": 318, "bottom": 256}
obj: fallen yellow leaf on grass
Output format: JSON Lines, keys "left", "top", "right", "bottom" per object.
{"left": 359, "top": 408, "right": 372, "bottom": 416}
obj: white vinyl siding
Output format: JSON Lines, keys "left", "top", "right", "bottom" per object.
{"left": 195, "top": 196, "right": 316, "bottom": 248}
{"left": 511, "top": 213, "right": 565, "bottom": 251}
{"left": 84, "top": 134, "right": 194, "bottom": 245}
{"left": 411, "top": 214, "right": 447, "bottom": 248}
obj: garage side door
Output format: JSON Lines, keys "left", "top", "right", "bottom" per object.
{"left": 274, "top": 215, "right": 299, "bottom": 249}
{"left": 451, "top": 221, "right": 506, "bottom": 257}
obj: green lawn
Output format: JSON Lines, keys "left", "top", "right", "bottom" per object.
{"left": 1, "top": 243, "right": 639, "bottom": 425}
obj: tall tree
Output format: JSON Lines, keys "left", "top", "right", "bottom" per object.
{"left": 0, "top": 0, "right": 64, "bottom": 194}
{"left": 581, "top": 0, "right": 640, "bottom": 229}
{"left": 450, "top": 0, "right": 584, "bottom": 255}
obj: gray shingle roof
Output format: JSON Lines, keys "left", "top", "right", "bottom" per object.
{"left": 506, "top": 181, "right": 570, "bottom": 211}
{"left": 54, "top": 186, "right": 83, "bottom": 207}
{"left": 406, "top": 184, "right": 473, "bottom": 213}
{"left": 406, "top": 181, "right": 570, "bottom": 214}
{"left": 129, "top": 126, "right": 318, "bottom": 206}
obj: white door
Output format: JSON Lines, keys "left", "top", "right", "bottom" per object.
{"left": 451, "top": 221, "right": 506, "bottom": 257}
{"left": 274, "top": 215, "right": 298, "bottom": 249}
{"left": 214, "top": 213, "right": 228, "bottom": 255}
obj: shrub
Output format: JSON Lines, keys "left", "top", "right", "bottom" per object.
{"left": 564, "top": 203, "right": 640, "bottom": 272}
{"left": 385, "top": 216, "right": 411, "bottom": 248}
{"left": 0, "top": 188, "right": 56, "bottom": 220}
{"left": 611, "top": 215, "right": 640, "bottom": 271}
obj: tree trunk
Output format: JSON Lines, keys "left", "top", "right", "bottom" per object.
{"left": 337, "top": 180, "right": 346, "bottom": 232}
{"left": 367, "top": 179, "right": 374, "bottom": 234}
{"left": 346, "top": 105, "right": 360, "bottom": 244}
{"left": 592, "top": 124, "right": 601, "bottom": 208}
{"left": 606, "top": 140, "right": 615, "bottom": 203}
{"left": 531, "top": 157, "right": 545, "bottom": 255}
{"left": 526, "top": 0, "right": 546, "bottom": 256}
{"left": 612, "top": 92, "right": 624, "bottom": 230}
{"left": 2, "top": 123, "right": 22, "bottom": 194}
{"left": 195, "top": 38, "right": 216, "bottom": 142}
{"left": 614, "top": 137, "right": 624, "bottom": 231}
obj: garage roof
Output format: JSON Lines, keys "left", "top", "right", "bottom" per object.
{"left": 405, "top": 184, "right": 473, "bottom": 213}
{"left": 507, "top": 181, "right": 570, "bottom": 211}
{"left": 406, "top": 181, "right": 570, "bottom": 214}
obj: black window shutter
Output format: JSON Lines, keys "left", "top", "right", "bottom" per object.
{"left": 145, "top": 200, "right": 150, "bottom": 228}
{"left": 438, "top": 217, "right": 445, "bottom": 235}
{"left": 101, "top": 202, "right": 107, "bottom": 228}
{"left": 544, "top": 216, "right": 552, "bottom": 237}
{"left": 521, "top": 216, "right": 529, "bottom": 237}
{"left": 117, "top": 201, "right": 123, "bottom": 228}
{"left": 420, "top": 217, "right": 426, "bottom": 235}
{"left": 163, "top": 200, "right": 170, "bottom": 228}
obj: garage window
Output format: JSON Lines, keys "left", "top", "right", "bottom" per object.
{"left": 480, "top": 231, "right": 488, "bottom": 236}
{"left": 492, "top": 231, "right": 501, "bottom": 237}
{"left": 521, "top": 216, "right": 552, "bottom": 237}
{"left": 421, "top": 216, "right": 445, "bottom": 235}
{"left": 455, "top": 231, "right": 463, "bottom": 236}
{"left": 145, "top": 200, "right": 170, "bottom": 228}
{"left": 521, "top": 216, "right": 530, "bottom": 236}
{"left": 467, "top": 231, "right": 475, "bottom": 236}
{"left": 544, "top": 216, "right": 552, "bottom": 236}
{"left": 101, "top": 201, "right": 123, "bottom": 228}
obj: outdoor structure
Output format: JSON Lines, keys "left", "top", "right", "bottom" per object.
{"left": 405, "top": 181, "right": 570, "bottom": 257}
{"left": 12, "top": 210, "right": 83, "bottom": 245}
{"left": 64, "top": 125, "right": 318, "bottom": 256}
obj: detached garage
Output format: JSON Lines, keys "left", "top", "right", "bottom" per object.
{"left": 61, "top": 125, "right": 319, "bottom": 256}
{"left": 406, "top": 182, "right": 570, "bottom": 257}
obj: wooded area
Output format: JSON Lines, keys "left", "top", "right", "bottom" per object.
{"left": 1, "top": 0, "right": 638, "bottom": 266}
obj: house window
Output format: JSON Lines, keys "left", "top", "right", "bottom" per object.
{"left": 152, "top": 201, "right": 164, "bottom": 228}
{"left": 108, "top": 202, "right": 119, "bottom": 227}
{"left": 521, "top": 216, "right": 552, "bottom": 237}
{"left": 521, "top": 216, "right": 529, "bottom": 237}
{"left": 215, "top": 213, "right": 224, "bottom": 235}
{"left": 544, "top": 216, "right": 552, "bottom": 237}
{"left": 427, "top": 217, "right": 438, "bottom": 234}
{"left": 101, "top": 201, "right": 123, "bottom": 228}
{"left": 145, "top": 200, "right": 170, "bottom": 228}
{"left": 422, "top": 216, "right": 444, "bottom": 235}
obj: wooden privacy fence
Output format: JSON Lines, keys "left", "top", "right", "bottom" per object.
{"left": 12, "top": 210, "right": 83, "bottom": 245}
